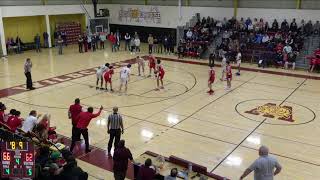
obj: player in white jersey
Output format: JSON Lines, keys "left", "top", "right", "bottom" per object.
{"left": 136, "top": 56, "right": 145, "bottom": 76}
{"left": 236, "top": 50, "right": 242, "bottom": 76}
{"left": 220, "top": 55, "right": 227, "bottom": 81}
{"left": 119, "top": 64, "right": 131, "bottom": 93}
{"left": 96, "top": 63, "right": 109, "bottom": 90}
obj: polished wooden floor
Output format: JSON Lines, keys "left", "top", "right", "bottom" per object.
{"left": 1, "top": 44, "right": 320, "bottom": 180}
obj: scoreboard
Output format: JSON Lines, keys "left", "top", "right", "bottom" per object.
{"left": 0, "top": 141, "right": 35, "bottom": 179}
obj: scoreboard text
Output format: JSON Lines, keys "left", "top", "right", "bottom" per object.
{"left": 0, "top": 141, "right": 35, "bottom": 178}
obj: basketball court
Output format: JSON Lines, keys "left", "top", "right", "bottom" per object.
{"left": 0, "top": 45, "right": 319, "bottom": 179}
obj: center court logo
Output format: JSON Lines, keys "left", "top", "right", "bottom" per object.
{"left": 235, "top": 99, "right": 316, "bottom": 125}
{"left": 245, "top": 103, "right": 294, "bottom": 122}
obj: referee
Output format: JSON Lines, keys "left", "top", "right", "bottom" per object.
{"left": 24, "top": 58, "right": 35, "bottom": 90}
{"left": 107, "top": 106, "right": 124, "bottom": 156}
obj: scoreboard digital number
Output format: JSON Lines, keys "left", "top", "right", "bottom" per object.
{"left": 0, "top": 141, "right": 35, "bottom": 178}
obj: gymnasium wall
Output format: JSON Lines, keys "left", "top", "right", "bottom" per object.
{"left": 49, "top": 14, "right": 86, "bottom": 34}
{"left": 100, "top": 4, "right": 320, "bottom": 28}
{"left": 3, "top": 16, "right": 46, "bottom": 43}
{"left": 1, "top": 4, "right": 320, "bottom": 34}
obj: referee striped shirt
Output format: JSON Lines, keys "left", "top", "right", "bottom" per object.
{"left": 108, "top": 113, "right": 123, "bottom": 130}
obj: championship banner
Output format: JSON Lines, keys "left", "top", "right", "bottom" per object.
{"left": 118, "top": 6, "right": 161, "bottom": 24}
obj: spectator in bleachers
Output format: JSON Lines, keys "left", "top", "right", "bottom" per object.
{"left": 253, "top": 18, "right": 259, "bottom": 32}
{"left": 274, "top": 31, "right": 282, "bottom": 43}
{"left": 290, "top": 18, "right": 298, "bottom": 32}
{"left": 254, "top": 33, "right": 263, "bottom": 44}
{"left": 222, "top": 17, "right": 228, "bottom": 30}
{"left": 300, "top": 19, "right": 306, "bottom": 34}
{"left": 264, "top": 21, "right": 270, "bottom": 32}
{"left": 262, "top": 34, "right": 270, "bottom": 44}
{"left": 272, "top": 19, "right": 279, "bottom": 31}
{"left": 305, "top": 20, "right": 313, "bottom": 36}
{"left": 186, "top": 29, "right": 193, "bottom": 40}
{"left": 283, "top": 43, "right": 293, "bottom": 54}
{"left": 285, "top": 36, "right": 294, "bottom": 46}
{"left": 275, "top": 50, "right": 284, "bottom": 68}
{"left": 7, "top": 110, "right": 23, "bottom": 133}
{"left": 281, "top": 19, "right": 289, "bottom": 32}
{"left": 257, "top": 18, "right": 264, "bottom": 31}
{"left": 216, "top": 20, "right": 223, "bottom": 31}
{"left": 239, "top": 17, "right": 246, "bottom": 31}
{"left": 22, "top": 110, "right": 41, "bottom": 132}
{"left": 245, "top": 17, "right": 252, "bottom": 29}
{"left": 314, "top": 21, "right": 320, "bottom": 35}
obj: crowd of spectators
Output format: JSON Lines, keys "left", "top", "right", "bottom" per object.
{"left": 213, "top": 17, "right": 317, "bottom": 69}
{"left": 215, "top": 17, "right": 310, "bottom": 69}
{"left": 0, "top": 102, "right": 88, "bottom": 180}
{"left": 178, "top": 17, "right": 215, "bottom": 59}
{"left": 179, "top": 15, "right": 320, "bottom": 71}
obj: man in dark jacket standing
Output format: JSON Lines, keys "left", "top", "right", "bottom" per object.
{"left": 113, "top": 140, "right": 133, "bottom": 180}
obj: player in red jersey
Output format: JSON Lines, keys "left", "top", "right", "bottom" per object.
{"left": 104, "top": 66, "right": 114, "bottom": 92}
{"left": 148, "top": 54, "right": 156, "bottom": 77}
{"left": 226, "top": 61, "right": 232, "bottom": 90}
{"left": 155, "top": 59, "right": 165, "bottom": 90}
{"left": 207, "top": 64, "right": 215, "bottom": 94}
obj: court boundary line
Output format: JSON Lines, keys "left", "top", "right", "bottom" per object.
{"left": 158, "top": 57, "right": 320, "bottom": 80}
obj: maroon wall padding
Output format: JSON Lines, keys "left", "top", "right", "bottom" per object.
{"left": 169, "top": 156, "right": 207, "bottom": 174}
{"left": 143, "top": 152, "right": 230, "bottom": 180}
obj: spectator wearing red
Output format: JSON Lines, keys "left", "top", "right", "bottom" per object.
{"left": 68, "top": 98, "right": 83, "bottom": 141}
{"left": 113, "top": 140, "right": 133, "bottom": 180}
{"left": 7, "top": 110, "right": 23, "bottom": 132}
{"left": 70, "top": 106, "right": 103, "bottom": 153}
{"left": 108, "top": 32, "right": 117, "bottom": 52}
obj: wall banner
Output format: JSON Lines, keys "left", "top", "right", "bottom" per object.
{"left": 118, "top": 6, "right": 161, "bottom": 24}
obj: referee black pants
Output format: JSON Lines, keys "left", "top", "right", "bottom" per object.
{"left": 25, "top": 72, "right": 33, "bottom": 89}
{"left": 108, "top": 129, "right": 121, "bottom": 153}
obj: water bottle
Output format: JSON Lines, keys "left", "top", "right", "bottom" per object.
{"left": 188, "top": 162, "right": 192, "bottom": 173}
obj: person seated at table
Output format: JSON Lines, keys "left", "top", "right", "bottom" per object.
{"left": 137, "top": 158, "right": 157, "bottom": 180}
{"left": 164, "top": 168, "right": 178, "bottom": 180}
